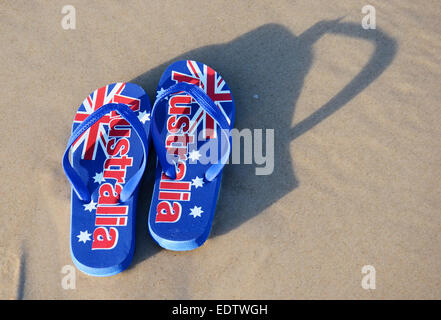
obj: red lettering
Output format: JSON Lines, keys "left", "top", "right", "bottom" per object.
{"left": 103, "top": 169, "right": 126, "bottom": 183}
{"left": 166, "top": 134, "right": 194, "bottom": 160}
{"left": 96, "top": 205, "right": 128, "bottom": 215}
{"left": 106, "top": 138, "right": 129, "bottom": 156}
{"left": 159, "top": 191, "right": 190, "bottom": 201}
{"left": 92, "top": 227, "right": 119, "bottom": 250}
{"left": 167, "top": 115, "right": 190, "bottom": 133}
{"left": 112, "top": 95, "right": 140, "bottom": 112}
{"left": 98, "top": 183, "right": 122, "bottom": 205}
{"left": 109, "top": 117, "right": 131, "bottom": 137}
{"left": 155, "top": 201, "right": 182, "bottom": 223}
{"left": 159, "top": 180, "right": 191, "bottom": 191}
{"left": 161, "top": 162, "right": 187, "bottom": 180}
{"left": 169, "top": 95, "right": 192, "bottom": 115}
{"left": 95, "top": 216, "right": 127, "bottom": 226}
{"left": 104, "top": 155, "right": 133, "bottom": 170}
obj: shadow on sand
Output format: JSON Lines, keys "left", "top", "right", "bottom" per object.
{"left": 130, "top": 20, "right": 397, "bottom": 266}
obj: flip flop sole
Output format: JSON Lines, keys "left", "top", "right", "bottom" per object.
{"left": 69, "top": 82, "right": 151, "bottom": 276}
{"left": 148, "top": 60, "right": 235, "bottom": 251}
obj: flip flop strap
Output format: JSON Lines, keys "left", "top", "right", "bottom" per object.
{"left": 152, "top": 82, "right": 231, "bottom": 181}
{"left": 63, "top": 103, "right": 149, "bottom": 203}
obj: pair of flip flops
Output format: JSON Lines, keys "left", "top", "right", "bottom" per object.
{"left": 62, "top": 60, "right": 235, "bottom": 276}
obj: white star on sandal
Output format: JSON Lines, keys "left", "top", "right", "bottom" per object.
{"left": 138, "top": 110, "right": 151, "bottom": 124}
{"left": 156, "top": 87, "right": 169, "bottom": 100}
{"left": 77, "top": 230, "right": 92, "bottom": 243}
{"left": 189, "top": 206, "right": 203, "bottom": 218}
{"left": 188, "top": 149, "right": 201, "bottom": 162}
{"left": 83, "top": 199, "right": 97, "bottom": 212}
{"left": 93, "top": 172, "right": 105, "bottom": 184}
{"left": 191, "top": 176, "right": 204, "bottom": 188}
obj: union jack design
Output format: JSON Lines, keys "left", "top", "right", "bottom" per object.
{"left": 171, "top": 60, "right": 232, "bottom": 139}
{"left": 72, "top": 83, "right": 140, "bottom": 160}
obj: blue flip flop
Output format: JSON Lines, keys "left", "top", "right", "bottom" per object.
{"left": 62, "top": 83, "right": 151, "bottom": 276}
{"left": 148, "top": 60, "right": 235, "bottom": 251}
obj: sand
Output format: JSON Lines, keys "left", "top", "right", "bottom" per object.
{"left": 0, "top": 0, "right": 440, "bottom": 299}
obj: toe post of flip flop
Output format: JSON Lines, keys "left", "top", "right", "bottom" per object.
{"left": 148, "top": 60, "right": 235, "bottom": 251}
{"left": 63, "top": 83, "right": 151, "bottom": 276}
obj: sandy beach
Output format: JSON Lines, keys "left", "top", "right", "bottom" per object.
{"left": 0, "top": 0, "right": 440, "bottom": 299}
